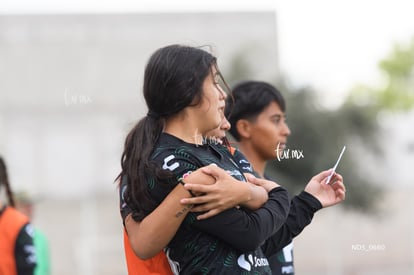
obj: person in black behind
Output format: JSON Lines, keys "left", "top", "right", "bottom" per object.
{"left": 225, "top": 81, "right": 347, "bottom": 274}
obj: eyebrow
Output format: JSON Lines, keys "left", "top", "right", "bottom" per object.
{"left": 270, "top": 114, "right": 284, "bottom": 119}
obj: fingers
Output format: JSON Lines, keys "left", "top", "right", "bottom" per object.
{"left": 244, "top": 173, "right": 256, "bottom": 182}
{"left": 180, "top": 190, "right": 214, "bottom": 205}
{"left": 182, "top": 183, "right": 211, "bottom": 195}
{"left": 336, "top": 188, "right": 346, "bottom": 202}
{"left": 330, "top": 174, "right": 345, "bottom": 190}
{"left": 312, "top": 169, "right": 333, "bottom": 183}
{"left": 200, "top": 164, "right": 226, "bottom": 180}
{"left": 179, "top": 195, "right": 224, "bottom": 220}
{"left": 195, "top": 209, "right": 219, "bottom": 220}
{"left": 190, "top": 203, "right": 219, "bottom": 213}
{"left": 247, "top": 176, "right": 271, "bottom": 186}
{"left": 330, "top": 173, "right": 346, "bottom": 204}
{"left": 332, "top": 173, "right": 344, "bottom": 184}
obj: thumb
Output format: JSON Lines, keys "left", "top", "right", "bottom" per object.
{"left": 244, "top": 173, "right": 257, "bottom": 183}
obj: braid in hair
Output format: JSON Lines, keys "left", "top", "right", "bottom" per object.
{"left": 0, "top": 156, "right": 15, "bottom": 207}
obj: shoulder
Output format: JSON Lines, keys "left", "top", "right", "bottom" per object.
{"left": 151, "top": 133, "right": 204, "bottom": 171}
{"left": 231, "top": 148, "right": 253, "bottom": 173}
{"left": 1, "top": 206, "right": 29, "bottom": 231}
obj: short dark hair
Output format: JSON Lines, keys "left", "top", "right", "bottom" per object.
{"left": 225, "top": 81, "right": 286, "bottom": 141}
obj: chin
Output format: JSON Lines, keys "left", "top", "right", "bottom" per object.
{"left": 270, "top": 152, "right": 279, "bottom": 160}
{"left": 270, "top": 148, "right": 281, "bottom": 159}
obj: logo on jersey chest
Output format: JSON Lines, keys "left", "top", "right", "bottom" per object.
{"left": 237, "top": 254, "right": 269, "bottom": 271}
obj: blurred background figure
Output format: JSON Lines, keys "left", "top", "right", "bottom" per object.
{"left": 0, "top": 156, "right": 37, "bottom": 275}
{"left": 15, "top": 191, "right": 51, "bottom": 275}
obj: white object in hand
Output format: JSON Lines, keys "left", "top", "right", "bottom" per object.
{"left": 325, "top": 146, "right": 346, "bottom": 184}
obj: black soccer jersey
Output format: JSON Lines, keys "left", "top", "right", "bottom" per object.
{"left": 120, "top": 134, "right": 322, "bottom": 274}
{"left": 128, "top": 133, "right": 291, "bottom": 274}
{"left": 231, "top": 147, "right": 254, "bottom": 174}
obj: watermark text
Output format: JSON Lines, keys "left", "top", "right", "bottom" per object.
{"left": 275, "top": 142, "right": 304, "bottom": 161}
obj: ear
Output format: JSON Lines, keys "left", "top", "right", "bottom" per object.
{"left": 235, "top": 119, "right": 252, "bottom": 139}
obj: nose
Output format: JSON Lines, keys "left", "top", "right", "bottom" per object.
{"left": 283, "top": 121, "right": 291, "bottom": 136}
{"left": 220, "top": 117, "right": 231, "bottom": 131}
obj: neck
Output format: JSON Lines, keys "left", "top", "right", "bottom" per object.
{"left": 163, "top": 113, "right": 204, "bottom": 145}
{"left": 238, "top": 141, "right": 267, "bottom": 178}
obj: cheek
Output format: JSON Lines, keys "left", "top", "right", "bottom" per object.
{"left": 258, "top": 125, "right": 282, "bottom": 152}
{"left": 205, "top": 103, "right": 221, "bottom": 127}
{"left": 251, "top": 127, "right": 272, "bottom": 149}
{"left": 262, "top": 124, "right": 279, "bottom": 143}
{"left": 203, "top": 88, "right": 220, "bottom": 110}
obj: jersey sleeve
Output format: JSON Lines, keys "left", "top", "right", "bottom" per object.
{"left": 149, "top": 146, "right": 203, "bottom": 204}
{"left": 154, "top": 145, "right": 291, "bottom": 252}
{"left": 261, "top": 191, "right": 322, "bottom": 257}
{"left": 119, "top": 145, "right": 203, "bottom": 223}
{"left": 191, "top": 186, "right": 290, "bottom": 252}
{"left": 15, "top": 223, "right": 37, "bottom": 275}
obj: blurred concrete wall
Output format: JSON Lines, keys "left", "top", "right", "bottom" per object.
{"left": 0, "top": 13, "right": 280, "bottom": 199}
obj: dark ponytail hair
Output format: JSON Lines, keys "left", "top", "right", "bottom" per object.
{"left": 0, "top": 156, "right": 15, "bottom": 207}
{"left": 118, "top": 45, "right": 217, "bottom": 221}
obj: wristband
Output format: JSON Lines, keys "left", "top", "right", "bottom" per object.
{"left": 178, "top": 178, "right": 196, "bottom": 197}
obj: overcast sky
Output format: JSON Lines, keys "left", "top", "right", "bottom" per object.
{"left": 2, "top": 0, "right": 414, "bottom": 105}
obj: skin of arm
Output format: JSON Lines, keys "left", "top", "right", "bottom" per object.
{"left": 126, "top": 165, "right": 266, "bottom": 259}
{"left": 125, "top": 183, "right": 194, "bottom": 259}
{"left": 180, "top": 166, "right": 268, "bottom": 218}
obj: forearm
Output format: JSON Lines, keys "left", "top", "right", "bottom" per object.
{"left": 239, "top": 183, "right": 268, "bottom": 210}
{"left": 126, "top": 183, "right": 192, "bottom": 259}
{"left": 194, "top": 186, "right": 290, "bottom": 252}
{"left": 126, "top": 169, "right": 215, "bottom": 259}
{"left": 286, "top": 191, "right": 322, "bottom": 237}
{"left": 261, "top": 191, "right": 322, "bottom": 256}
{"left": 239, "top": 173, "right": 278, "bottom": 210}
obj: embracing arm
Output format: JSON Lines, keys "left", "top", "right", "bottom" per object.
{"left": 125, "top": 168, "right": 214, "bottom": 259}
{"left": 181, "top": 171, "right": 290, "bottom": 252}
{"left": 125, "top": 165, "right": 271, "bottom": 258}
{"left": 239, "top": 181, "right": 268, "bottom": 210}
{"left": 192, "top": 183, "right": 290, "bottom": 252}
{"left": 180, "top": 166, "right": 268, "bottom": 219}
{"left": 125, "top": 186, "right": 191, "bottom": 259}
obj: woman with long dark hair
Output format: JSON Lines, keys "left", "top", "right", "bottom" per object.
{"left": 120, "top": 115, "right": 268, "bottom": 274}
